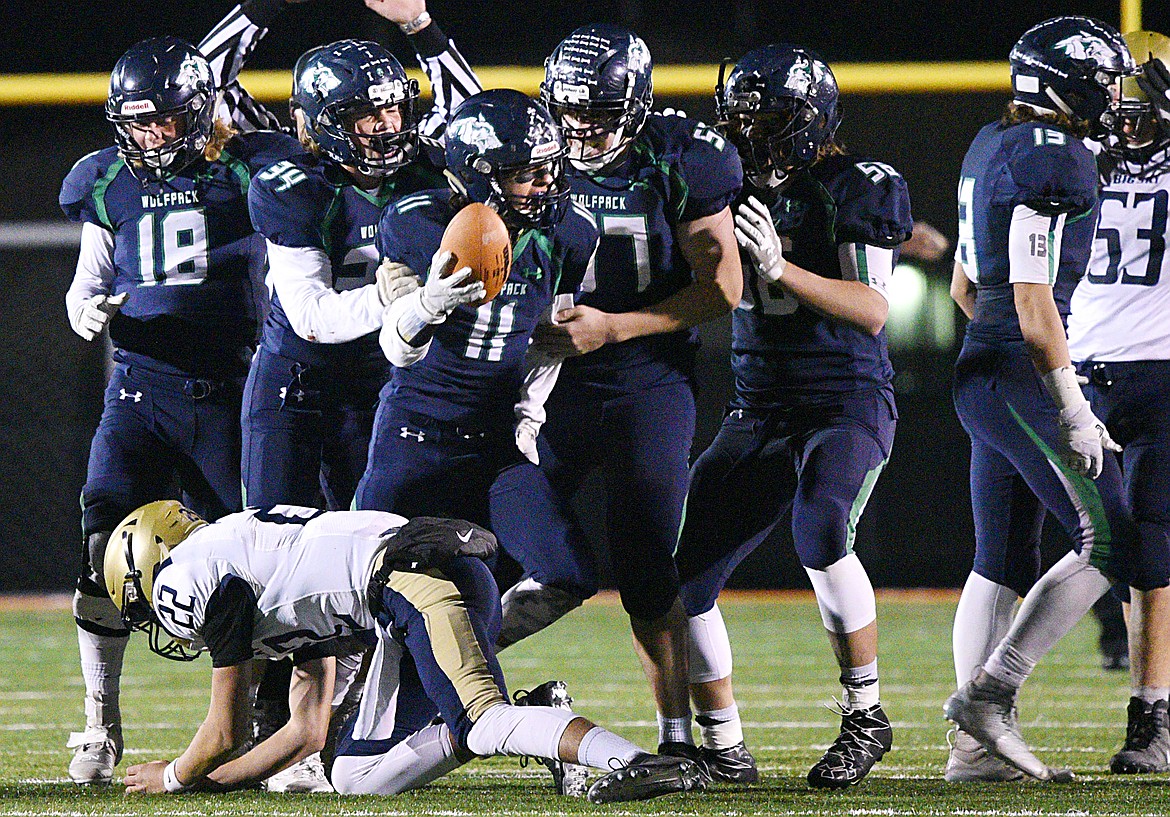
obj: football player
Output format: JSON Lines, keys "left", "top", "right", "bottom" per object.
{"left": 491, "top": 25, "right": 743, "bottom": 778}
{"left": 60, "top": 6, "right": 307, "bottom": 785}
{"left": 1068, "top": 30, "right": 1170, "bottom": 774}
{"left": 102, "top": 501, "right": 703, "bottom": 802}
{"left": 649, "top": 45, "right": 912, "bottom": 789}
{"left": 354, "top": 89, "right": 600, "bottom": 792}
{"left": 944, "top": 16, "right": 1144, "bottom": 782}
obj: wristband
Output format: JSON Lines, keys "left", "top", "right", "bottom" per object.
{"left": 399, "top": 10, "right": 431, "bottom": 35}
{"left": 162, "top": 759, "right": 189, "bottom": 793}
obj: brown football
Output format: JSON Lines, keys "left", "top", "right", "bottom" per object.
{"left": 438, "top": 202, "right": 512, "bottom": 306}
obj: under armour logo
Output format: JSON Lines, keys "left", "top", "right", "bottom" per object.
{"left": 279, "top": 386, "right": 305, "bottom": 403}
{"left": 118, "top": 389, "right": 142, "bottom": 403}
{"left": 457, "top": 529, "right": 473, "bottom": 543}
{"left": 399, "top": 427, "right": 426, "bottom": 442}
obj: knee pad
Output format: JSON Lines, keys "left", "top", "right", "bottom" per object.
{"left": 497, "top": 579, "right": 586, "bottom": 650}
{"left": 73, "top": 587, "right": 130, "bottom": 638}
{"left": 464, "top": 702, "right": 574, "bottom": 759}
{"left": 687, "top": 605, "right": 733, "bottom": 684}
{"left": 804, "top": 553, "right": 876, "bottom": 634}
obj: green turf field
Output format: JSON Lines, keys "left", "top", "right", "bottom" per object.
{"left": 4, "top": 592, "right": 1167, "bottom": 815}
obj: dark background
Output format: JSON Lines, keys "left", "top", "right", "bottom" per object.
{"left": 4, "top": 0, "right": 1165, "bottom": 591}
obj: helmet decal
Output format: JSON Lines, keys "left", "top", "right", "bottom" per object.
{"left": 626, "top": 37, "right": 651, "bottom": 73}
{"left": 1055, "top": 32, "right": 1121, "bottom": 65}
{"left": 448, "top": 113, "right": 504, "bottom": 153}
{"left": 303, "top": 63, "right": 342, "bottom": 98}
{"left": 176, "top": 54, "right": 211, "bottom": 90}
{"left": 784, "top": 56, "right": 818, "bottom": 96}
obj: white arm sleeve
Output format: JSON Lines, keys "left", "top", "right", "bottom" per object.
{"left": 65, "top": 222, "right": 116, "bottom": 336}
{"left": 266, "top": 241, "right": 385, "bottom": 344}
{"left": 514, "top": 293, "right": 573, "bottom": 425}
{"left": 838, "top": 243, "right": 893, "bottom": 303}
{"left": 379, "top": 288, "right": 436, "bottom": 367}
{"left": 1008, "top": 204, "right": 1066, "bottom": 285}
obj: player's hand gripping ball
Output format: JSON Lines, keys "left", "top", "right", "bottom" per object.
{"left": 438, "top": 202, "right": 512, "bottom": 305}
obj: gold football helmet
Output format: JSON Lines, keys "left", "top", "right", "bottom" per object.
{"left": 103, "top": 500, "right": 207, "bottom": 661}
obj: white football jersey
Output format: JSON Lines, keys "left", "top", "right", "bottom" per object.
{"left": 1068, "top": 148, "right": 1170, "bottom": 362}
{"left": 152, "top": 506, "right": 407, "bottom": 661}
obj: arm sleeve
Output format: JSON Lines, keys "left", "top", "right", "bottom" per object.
{"left": 65, "top": 222, "right": 116, "bottom": 336}
{"left": 266, "top": 241, "right": 385, "bottom": 343}
{"left": 514, "top": 293, "right": 574, "bottom": 424}
{"left": 200, "top": 575, "right": 258, "bottom": 669}
{"left": 409, "top": 22, "right": 483, "bottom": 143}
{"left": 1007, "top": 205, "right": 1066, "bottom": 285}
{"left": 380, "top": 288, "right": 438, "bottom": 367}
{"left": 837, "top": 243, "right": 894, "bottom": 303}
{"left": 198, "top": 1, "right": 284, "bottom": 133}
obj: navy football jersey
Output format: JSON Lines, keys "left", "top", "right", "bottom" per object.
{"left": 249, "top": 153, "right": 445, "bottom": 367}
{"left": 377, "top": 190, "right": 599, "bottom": 424}
{"left": 956, "top": 121, "right": 1099, "bottom": 344}
{"left": 59, "top": 131, "right": 302, "bottom": 377}
{"left": 731, "top": 154, "right": 913, "bottom": 406}
{"left": 562, "top": 112, "right": 742, "bottom": 385}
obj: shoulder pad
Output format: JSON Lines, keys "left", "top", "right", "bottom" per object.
{"left": 651, "top": 115, "right": 742, "bottom": 221}
{"left": 248, "top": 157, "right": 333, "bottom": 247}
{"left": 59, "top": 148, "right": 121, "bottom": 224}
{"left": 1004, "top": 126, "right": 1097, "bottom": 215}
{"left": 821, "top": 156, "right": 914, "bottom": 247}
{"left": 376, "top": 188, "right": 450, "bottom": 262}
{"left": 228, "top": 130, "right": 305, "bottom": 174}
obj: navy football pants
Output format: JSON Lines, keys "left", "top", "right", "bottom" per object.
{"left": 1079, "top": 359, "right": 1170, "bottom": 591}
{"left": 82, "top": 361, "right": 242, "bottom": 537}
{"left": 243, "top": 347, "right": 389, "bottom": 509}
{"left": 677, "top": 389, "right": 895, "bottom": 616}
{"left": 954, "top": 340, "right": 1138, "bottom": 597}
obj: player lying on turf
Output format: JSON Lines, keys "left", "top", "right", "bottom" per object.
{"left": 103, "top": 501, "right": 703, "bottom": 802}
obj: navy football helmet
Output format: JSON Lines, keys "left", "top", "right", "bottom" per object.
{"left": 445, "top": 89, "right": 570, "bottom": 229}
{"left": 1010, "top": 16, "right": 1137, "bottom": 138}
{"left": 716, "top": 44, "right": 841, "bottom": 185}
{"left": 291, "top": 40, "right": 420, "bottom": 177}
{"left": 106, "top": 37, "right": 216, "bottom": 182}
{"left": 540, "top": 24, "right": 654, "bottom": 171}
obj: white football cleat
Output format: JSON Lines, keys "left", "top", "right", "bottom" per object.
{"left": 945, "top": 728, "right": 1024, "bottom": 783}
{"left": 264, "top": 752, "right": 334, "bottom": 793}
{"left": 67, "top": 725, "right": 122, "bottom": 785}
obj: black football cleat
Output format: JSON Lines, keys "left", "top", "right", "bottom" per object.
{"left": 807, "top": 703, "right": 892, "bottom": 789}
{"left": 700, "top": 741, "right": 760, "bottom": 784}
{"left": 587, "top": 753, "right": 706, "bottom": 803}
{"left": 1110, "top": 698, "right": 1170, "bottom": 774}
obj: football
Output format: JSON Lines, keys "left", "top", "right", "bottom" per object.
{"left": 438, "top": 202, "right": 512, "bottom": 305}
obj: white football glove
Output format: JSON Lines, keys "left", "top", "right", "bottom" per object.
{"left": 515, "top": 417, "right": 541, "bottom": 465}
{"left": 419, "top": 250, "right": 486, "bottom": 319}
{"left": 75, "top": 292, "right": 127, "bottom": 342}
{"left": 734, "top": 196, "right": 787, "bottom": 282}
{"left": 1042, "top": 366, "right": 1121, "bottom": 480}
{"left": 375, "top": 259, "right": 420, "bottom": 307}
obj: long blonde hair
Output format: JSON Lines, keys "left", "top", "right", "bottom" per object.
{"left": 203, "top": 119, "right": 238, "bottom": 163}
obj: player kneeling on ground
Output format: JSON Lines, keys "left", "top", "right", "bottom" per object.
{"left": 105, "top": 501, "right": 703, "bottom": 802}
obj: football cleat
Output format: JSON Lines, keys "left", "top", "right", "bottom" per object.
{"left": 264, "top": 752, "right": 333, "bottom": 793}
{"left": 700, "top": 741, "right": 760, "bottom": 784}
{"left": 1110, "top": 698, "right": 1170, "bottom": 774}
{"left": 807, "top": 703, "right": 892, "bottom": 789}
{"left": 944, "top": 728, "right": 1025, "bottom": 783}
{"left": 512, "top": 681, "right": 589, "bottom": 796}
{"left": 586, "top": 753, "right": 706, "bottom": 803}
{"left": 944, "top": 681, "right": 1074, "bottom": 782}
{"left": 67, "top": 725, "right": 122, "bottom": 785}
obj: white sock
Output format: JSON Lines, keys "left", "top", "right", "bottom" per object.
{"left": 1135, "top": 687, "right": 1170, "bottom": 705}
{"left": 696, "top": 703, "right": 743, "bottom": 749}
{"left": 77, "top": 626, "right": 128, "bottom": 729}
{"left": 952, "top": 572, "right": 1018, "bottom": 687}
{"left": 687, "top": 605, "right": 733, "bottom": 683}
{"left": 576, "top": 726, "right": 643, "bottom": 769}
{"left": 656, "top": 712, "right": 693, "bottom": 746}
{"left": 841, "top": 659, "right": 880, "bottom": 709}
{"left": 331, "top": 722, "right": 460, "bottom": 795}
{"left": 984, "top": 550, "right": 1112, "bottom": 688}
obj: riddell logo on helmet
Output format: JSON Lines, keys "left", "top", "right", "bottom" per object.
{"left": 121, "top": 100, "right": 157, "bottom": 115}
{"left": 531, "top": 141, "right": 560, "bottom": 160}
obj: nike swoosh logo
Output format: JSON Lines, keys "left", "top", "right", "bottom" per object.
{"left": 457, "top": 530, "right": 473, "bottom": 543}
